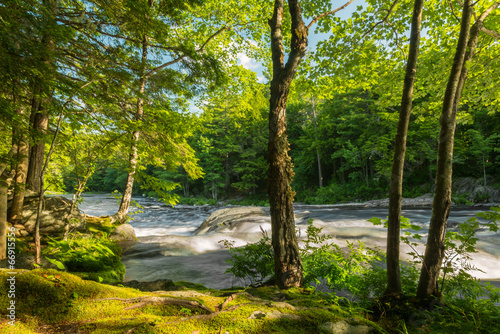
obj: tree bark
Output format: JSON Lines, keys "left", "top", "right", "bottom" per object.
{"left": 0, "top": 170, "right": 14, "bottom": 260}
{"left": 385, "top": 0, "right": 424, "bottom": 296}
{"left": 114, "top": 36, "right": 148, "bottom": 222}
{"left": 34, "top": 110, "right": 64, "bottom": 264}
{"left": 26, "top": 105, "right": 49, "bottom": 193}
{"left": 268, "top": 0, "right": 309, "bottom": 289}
{"left": 311, "top": 95, "right": 323, "bottom": 188}
{"left": 416, "top": 0, "right": 473, "bottom": 298}
{"left": 9, "top": 108, "right": 29, "bottom": 224}
{"left": 26, "top": 0, "right": 58, "bottom": 193}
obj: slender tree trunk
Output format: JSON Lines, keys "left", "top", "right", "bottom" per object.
{"left": 417, "top": 0, "right": 473, "bottom": 298}
{"left": 0, "top": 170, "right": 14, "bottom": 260}
{"left": 26, "top": 104, "right": 49, "bottom": 193}
{"left": 8, "top": 108, "right": 29, "bottom": 224}
{"left": 34, "top": 110, "right": 64, "bottom": 264}
{"left": 114, "top": 36, "right": 148, "bottom": 222}
{"left": 27, "top": 0, "right": 57, "bottom": 194}
{"left": 311, "top": 95, "right": 323, "bottom": 188}
{"left": 385, "top": 0, "right": 424, "bottom": 296}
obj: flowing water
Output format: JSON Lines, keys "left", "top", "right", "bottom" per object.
{"left": 77, "top": 194, "right": 500, "bottom": 290}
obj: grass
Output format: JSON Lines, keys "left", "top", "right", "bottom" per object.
{"left": 0, "top": 269, "right": 498, "bottom": 333}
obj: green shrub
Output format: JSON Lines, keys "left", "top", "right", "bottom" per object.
{"left": 222, "top": 219, "right": 385, "bottom": 299}
{"left": 44, "top": 236, "right": 125, "bottom": 283}
{"left": 220, "top": 231, "right": 274, "bottom": 286}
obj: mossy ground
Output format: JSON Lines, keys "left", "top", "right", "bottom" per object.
{"left": 0, "top": 269, "right": 498, "bottom": 333}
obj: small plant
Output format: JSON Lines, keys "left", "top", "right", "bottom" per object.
{"left": 370, "top": 207, "right": 500, "bottom": 299}
{"left": 44, "top": 234, "right": 125, "bottom": 283}
{"left": 219, "top": 228, "right": 274, "bottom": 286}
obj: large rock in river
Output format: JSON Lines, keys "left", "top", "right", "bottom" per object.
{"left": 194, "top": 206, "right": 310, "bottom": 235}
{"left": 194, "top": 207, "right": 271, "bottom": 235}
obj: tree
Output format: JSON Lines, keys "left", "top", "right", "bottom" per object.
{"left": 267, "top": 0, "right": 354, "bottom": 288}
{"left": 385, "top": 0, "right": 424, "bottom": 296}
{"left": 416, "top": 0, "right": 473, "bottom": 298}
{"left": 417, "top": 0, "right": 499, "bottom": 298}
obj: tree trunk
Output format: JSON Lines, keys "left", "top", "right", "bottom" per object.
{"left": 114, "top": 36, "right": 148, "bottom": 222}
{"left": 311, "top": 95, "right": 323, "bottom": 188}
{"left": 34, "top": 110, "right": 64, "bottom": 264}
{"left": 385, "top": 0, "right": 424, "bottom": 296}
{"left": 417, "top": 0, "right": 473, "bottom": 298}
{"left": 9, "top": 109, "right": 29, "bottom": 224}
{"left": 268, "top": 0, "right": 309, "bottom": 289}
{"left": 0, "top": 170, "right": 14, "bottom": 260}
{"left": 27, "top": 0, "right": 57, "bottom": 193}
{"left": 26, "top": 106, "right": 49, "bottom": 194}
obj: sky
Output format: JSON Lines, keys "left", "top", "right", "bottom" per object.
{"left": 191, "top": 0, "right": 367, "bottom": 113}
{"left": 236, "top": 0, "right": 366, "bottom": 83}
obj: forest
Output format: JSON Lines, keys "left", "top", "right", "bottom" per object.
{"left": 1, "top": 0, "right": 500, "bottom": 333}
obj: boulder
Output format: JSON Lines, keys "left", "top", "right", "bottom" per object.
{"left": 453, "top": 177, "right": 500, "bottom": 203}
{"left": 110, "top": 223, "right": 137, "bottom": 242}
{"left": 194, "top": 207, "right": 271, "bottom": 235}
{"left": 16, "top": 196, "right": 86, "bottom": 238}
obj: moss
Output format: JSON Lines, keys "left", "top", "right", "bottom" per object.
{"left": 4, "top": 270, "right": 494, "bottom": 334}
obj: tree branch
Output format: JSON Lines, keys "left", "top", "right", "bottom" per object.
{"left": 144, "top": 25, "right": 229, "bottom": 80}
{"left": 481, "top": 26, "right": 500, "bottom": 39}
{"left": 359, "top": 0, "right": 399, "bottom": 39}
{"left": 307, "top": 0, "right": 355, "bottom": 29}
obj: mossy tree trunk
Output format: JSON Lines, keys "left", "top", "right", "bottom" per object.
{"left": 385, "top": 0, "right": 424, "bottom": 296}
{"left": 267, "top": 0, "right": 354, "bottom": 289}
{"left": 268, "top": 0, "right": 308, "bottom": 288}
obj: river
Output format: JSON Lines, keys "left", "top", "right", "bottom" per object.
{"left": 77, "top": 194, "right": 500, "bottom": 290}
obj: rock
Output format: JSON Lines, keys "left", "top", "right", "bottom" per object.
{"left": 120, "top": 279, "right": 175, "bottom": 291}
{"left": 110, "top": 224, "right": 137, "bottom": 243}
{"left": 319, "top": 320, "right": 372, "bottom": 334}
{"left": 195, "top": 207, "right": 270, "bottom": 235}
{"left": 16, "top": 196, "right": 86, "bottom": 238}
{"left": 453, "top": 177, "right": 500, "bottom": 203}
{"left": 248, "top": 310, "right": 301, "bottom": 320}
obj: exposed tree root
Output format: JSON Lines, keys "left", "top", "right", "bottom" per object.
{"left": 95, "top": 296, "right": 214, "bottom": 313}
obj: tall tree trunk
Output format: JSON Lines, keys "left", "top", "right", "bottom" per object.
{"left": 311, "top": 95, "right": 323, "bottom": 188}
{"left": 26, "top": 104, "right": 49, "bottom": 194}
{"left": 0, "top": 170, "right": 14, "bottom": 260}
{"left": 26, "top": 0, "right": 57, "bottom": 193}
{"left": 34, "top": 110, "right": 64, "bottom": 264}
{"left": 385, "top": 0, "right": 424, "bottom": 296}
{"left": 114, "top": 36, "right": 148, "bottom": 222}
{"left": 416, "top": 0, "right": 473, "bottom": 298}
{"left": 268, "top": 0, "right": 309, "bottom": 289}
{"left": 9, "top": 108, "right": 29, "bottom": 224}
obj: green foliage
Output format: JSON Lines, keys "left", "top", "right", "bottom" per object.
{"left": 370, "top": 207, "right": 500, "bottom": 299}
{"left": 301, "top": 180, "right": 388, "bottom": 204}
{"left": 44, "top": 235, "right": 125, "bottom": 284}
{"left": 222, "top": 219, "right": 387, "bottom": 301}
{"left": 220, "top": 230, "right": 275, "bottom": 286}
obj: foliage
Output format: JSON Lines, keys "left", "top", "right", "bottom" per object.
{"left": 44, "top": 235, "right": 124, "bottom": 284}
{"left": 222, "top": 219, "right": 388, "bottom": 301}
{"left": 219, "top": 229, "right": 275, "bottom": 286}
{"left": 370, "top": 207, "right": 500, "bottom": 299}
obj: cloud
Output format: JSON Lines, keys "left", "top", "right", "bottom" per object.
{"left": 237, "top": 53, "right": 260, "bottom": 70}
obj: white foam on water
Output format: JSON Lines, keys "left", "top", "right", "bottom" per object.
{"left": 134, "top": 226, "right": 195, "bottom": 237}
